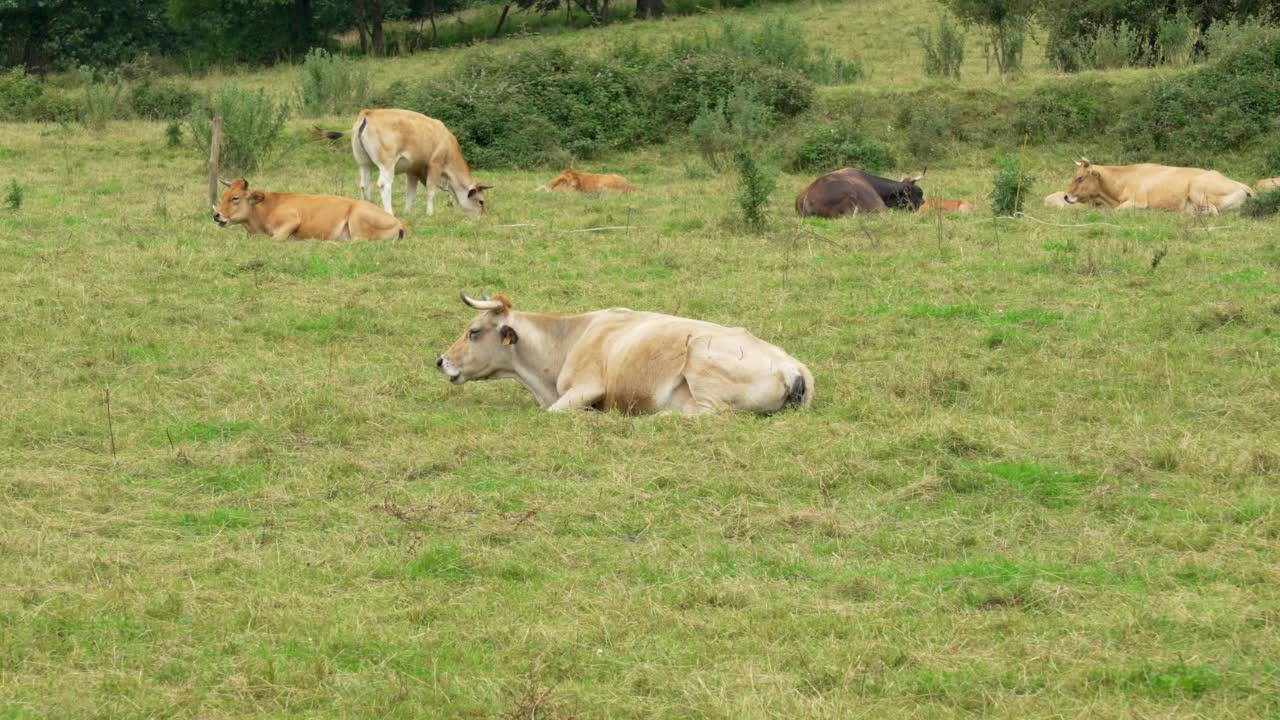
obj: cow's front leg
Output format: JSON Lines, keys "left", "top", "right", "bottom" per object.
{"left": 269, "top": 219, "right": 301, "bottom": 241}
{"left": 548, "top": 384, "right": 604, "bottom": 412}
{"left": 425, "top": 165, "right": 441, "bottom": 216}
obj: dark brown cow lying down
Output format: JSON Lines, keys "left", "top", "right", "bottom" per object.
{"left": 795, "top": 169, "right": 886, "bottom": 218}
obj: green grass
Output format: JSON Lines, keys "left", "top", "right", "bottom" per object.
{"left": 3, "top": 1, "right": 1280, "bottom": 718}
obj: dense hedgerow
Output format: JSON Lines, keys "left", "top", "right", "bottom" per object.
{"left": 1012, "top": 77, "right": 1117, "bottom": 144}
{"left": 373, "top": 22, "right": 833, "bottom": 168}
{"left": 787, "top": 118, "right": 894, "bottom": 174}
{"left": 129, "top": 79, "right": 198, "bottom": 120}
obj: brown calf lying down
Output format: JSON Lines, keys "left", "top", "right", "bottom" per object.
{"left": 437, "top": 293, "right": 813, "bottom": 415}
{"left": 916, "top": 199, "right": 974, "bottom": 214}
{"left": 212, "top": 179, "right": 404, "bottom": 241}
{"left": 548, "top": 170, "right": 636, "bottom": 193}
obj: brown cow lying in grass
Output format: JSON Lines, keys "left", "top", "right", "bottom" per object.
{"left": 212, "top": 179, "right": 404, "bottom": 241}
{"left": 916, "top": 199, "right": 974, "bottom": 214}
{"left": 548, "top": 170, "right": 636, "bottom": 193}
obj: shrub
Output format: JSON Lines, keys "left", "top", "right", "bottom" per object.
{"left": 299, "top": 48, "right": 371, "bottom": 117}
{"left": 691, "top": 89, "right": 774, "bottom": 172}
{"left": 733, "top": 143, "right": 776, "bottom": 229}
{"left": 990, "top": 154, "right": 1034, "bottom": 216}
{"left": 1115, "top": 33, "right": 1280, "bottom": 158}
{"left": 657, "top": 51, "right": 813, "bottom": 126}
{"left": 5, "top": 180, "right": 23, "bottom": 211}
{"left": 690, "top": 105, "right": 734, "bottom": 172}
{"left": 788, "top": 119, "right": 894, "bottom": 174}
{"left": 1243, "top": 189, "right": 1280, "bottom": 218}
{"left": 165, "top": 121, "right": 183, "bottom": 147}
{"left": 1092, "top": 22, "right": 1145, "bottom": 70}
{"left": 1156, "top": 10, "right": 1199, "bottom": 67}
{"left": 916, "top": 14, "right": 966, "bottom": 79}
{"left": 80, "top": 68, "right": 129, "bottom": 129}
{"left": 187, "top": 84, "right": 289, "bottom": 173}
{"left": 673, "top": 20, "right": 861, "bottom": 85}
{"left": 1201, "top": 18, "right": 1271, "bottom": 60}
{"left": 1012, "top": 77, "right": 1117, "bottom": 143}
{"left": 901, "top": 107, "right": 952, "bottom": 162}
{"left": 0, "top": 68, "right": 43, "bottom": 120}
{"left": 130, "top": 80, "right": 198, "bottom": 121}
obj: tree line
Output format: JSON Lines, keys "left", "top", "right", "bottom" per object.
{"left": 0, "top": 0, "right": 681, "bottom": 73}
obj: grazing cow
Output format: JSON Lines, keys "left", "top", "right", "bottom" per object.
{"left": 436, "top": 293, "right": 814, "bottom": 415}
{"left": 795, "top": 168, "right": 887, "bottom": 218}
{"left": 917, "top": 199, "right": 974, "bottom": 214}
{"left": 1257, "top": 177, "right": 1280, "bottom": 192}
{"left": 211, "top": 178, "right": 404, "bottom": 241}
{"left": 1064, "top": 158, "right": 1252, "bottom": 214}
{"left": 548, "top": 169, "right": 636, "bottom": 193}
{"left": 312, "top": 109, "right": 490, "bottom": 216}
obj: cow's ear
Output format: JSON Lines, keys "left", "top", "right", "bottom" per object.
{"left": 500, "top": 326, "right": 518, "bottom": 346}
{"left": 247, "top": 191, "right": 265, "bottom": 204}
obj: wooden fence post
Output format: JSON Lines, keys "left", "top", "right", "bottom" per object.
{"left": 207, "top": 116, "right": 222, "bottom": 208}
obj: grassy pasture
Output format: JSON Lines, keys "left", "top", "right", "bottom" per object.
{"left": 4, "top": 2, "right": 1280, "bottom": 718}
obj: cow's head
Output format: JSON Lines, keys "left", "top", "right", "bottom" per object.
{"left": 437, "top": 292, "right": 518, "bottom": 384}
{"left": 1065, "top": 158, "right": 1101, "bottom": 205}
{"left": 895, "top": 169, "right": 927, "bottom": 209}
{"left": 455, "top": 183, "right": 493, "bottom": 216}
{"left": 549, "top": 171, "right": 579, "bottom": 191}
{"left": 212, "top": 178, "right": 264, "bottom": 227}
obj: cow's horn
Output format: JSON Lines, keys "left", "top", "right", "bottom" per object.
{"left": 460, "top": 291, "right": 507, "bottom": 311}
{"left": 219, "top": 179, "right": 232, "bottom": 187}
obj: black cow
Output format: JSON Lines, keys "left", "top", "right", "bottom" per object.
{"left": 851, "top": 167, "right": 926, "bottom": 210}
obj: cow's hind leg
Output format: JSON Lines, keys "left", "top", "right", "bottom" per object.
{"left": 375, "top": 164, "right": 396, "bottom": 215}
{"left": 426, "top": 163, "right": 442, "bottom": 216}
{"left": 405, "top": 174, "right": 418, "bottom": 215}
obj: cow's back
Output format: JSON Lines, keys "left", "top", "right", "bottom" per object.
{"left": 357, "top": 109, "right": 462, "bottom": 170}
{"left": 796, "top": 169, "right": 886, "bottom": 218}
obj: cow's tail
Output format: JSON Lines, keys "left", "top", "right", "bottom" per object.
{"left": 309, "top": 127, "right": 344, "bottom": 141}
{"left": 352, "top": 115, "right": 376, "bottom": 166}
{"left": 397, "top": 225, "right": 405, "bottom": 241}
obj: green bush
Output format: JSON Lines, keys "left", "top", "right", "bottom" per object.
{"left": 165, "top": 121, "right": 182, "bottom": 147}
{"left": 1092, "top": 22, "right": 1145, "bottom": 70}
{"left": 1115, "top": 33, "right": 1280, "bottom": 158}
{"left": 733, "top": 143, "right": 776, "bottom": 229}
{"left": 187, "top": 84, "right": 289, "bottom": 173}
{"left": 130, "top": 80, "right": 198, "bottom": 120}
{"left": 0, "top": 68, "right": 43, "bottom": 120}
{"left": 1242, "top": 188, "right": 1280, "bottom": 218}
{"left": 374, "top": 25, "right": 823, "bottom": 169}
{"left": 1201, "top": 18, "right": 1271, "bottom": 60}
{"left": 1156, "top": 11, "right": 1199, "bottom": 67}
{"left": 1012, "top": 77, "right": 1117, "bottom": 143}
{"left": 80, "top": 67, "right": 130, "bottom": 129}
{"left": 299, "top": 48, "right": 371, "bottom": 117}
{"left": 5, "top": 180, "right": 23, "bottom": 211}
{"left": 916, "top": 14, "right": 966, "bottom": 79}
{"left": 900, "top": 107, "right": 952, "bottom": 162}
{"left": 788, "top": 119, "right": 894, "bottom": 174}
{"left": 990, "top": 154, "right": 1034, "bottom": 216}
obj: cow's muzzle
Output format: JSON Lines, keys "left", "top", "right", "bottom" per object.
{"left": 1063, "top": 195, "right": 1078, "bottom": 205}
{"left": 437, "top": 356, "right": 464, "bottom": 384}
{"left": 211, "top": 205, "right": 229, "bottom": 227}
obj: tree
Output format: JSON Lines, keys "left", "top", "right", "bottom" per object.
{"left": 939, "top": 0, "right": 1034, "bottom": 75}
{"left": 352, "top": 0, "right": 385, "bottom": 55}
{"left": 635, "top": 0, "right": 666, "bottom": 18}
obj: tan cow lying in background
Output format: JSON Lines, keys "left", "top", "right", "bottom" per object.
{"left": 212, "top": 179, "right": 404, "bottom": 241}
{"left": 548, "top": 170, "right": 636, "bottom": 193}
{"left": 1257, "top": 177, "right": 1280, "bottom": 192}
{"left": 916, "top": 199, "right": 974, "bottom": 214}
{"left": 313, "top": 109, "right": 491, "bottom": 216}
{"left": 1064, "top": 158, "right": 1252, "bottom": 214}
{"left": 436, "top": 293, "right": 813, "bottom": 415}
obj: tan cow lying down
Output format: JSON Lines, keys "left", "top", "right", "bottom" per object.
{"left": 1065, "top": 158, "right": 1252, "bottom": 214}
{"left": 313, "top": 109, "right": 490, "bottom": 216}
{"left": 436, "top": 293, "right": 814, "bottom": 415}
{"left": 549, "top": 170, "right": 636, "bottom": 193}
{"left": 1257, "top": 177, "right": 1280, "bottom": 192}
{"left": 212, "top": 179, "right": 404, "bottom": 241}
{"left": 916, "top": 199, "right": 974, "bottom": 214}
